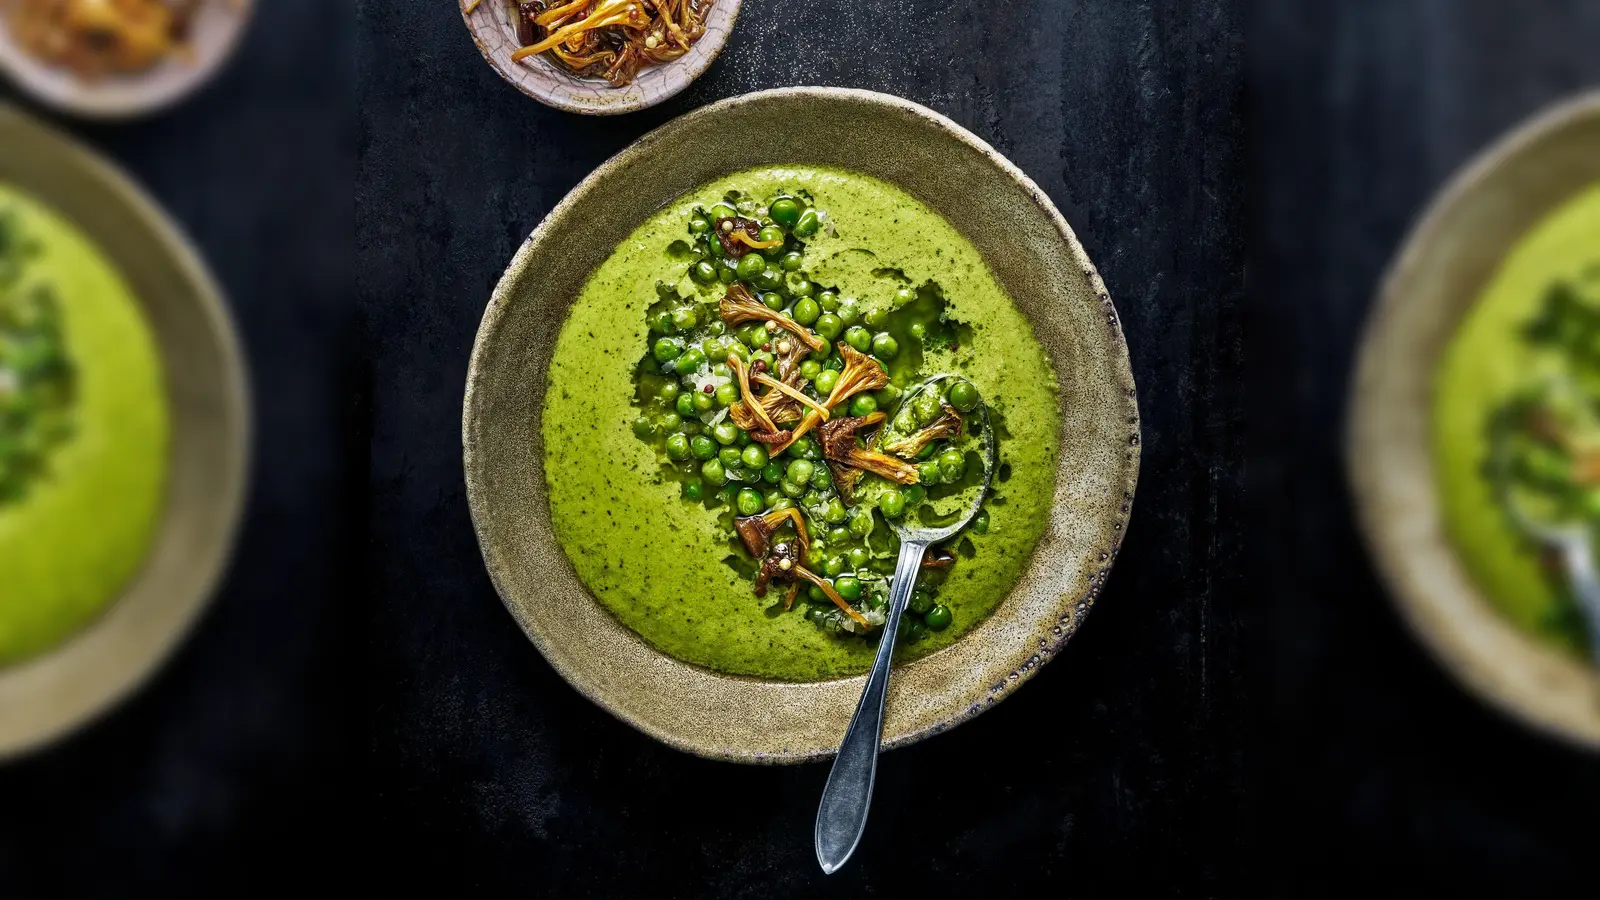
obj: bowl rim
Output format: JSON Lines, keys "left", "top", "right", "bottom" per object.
{"left": 1346, "top": 90, "right": 1600, "bottom": 752}
{"left": 0, "top": 0, "right": 255, "bottom": 121}
{"left": 464, "top": 87, "right": 1139, "bottom": 762}
{"left": 0, "top": 105, "right": 252, "bottom": 759}
{"left": 459, "top": 0, "right": 742, "bottom": 116}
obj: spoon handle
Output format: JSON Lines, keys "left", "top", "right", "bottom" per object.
{"left": 1559, "top": 537, "right": 1600, "bottom": 662}
{"left": 814, "top": 538, "right": 927, "bottom": 874}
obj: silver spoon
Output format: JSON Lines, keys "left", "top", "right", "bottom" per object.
{"left": 814, "top": 375, "right": 997, "bottom": 874}
{"left": 1493, "top": 427, "right": 1600, "bottom": 661}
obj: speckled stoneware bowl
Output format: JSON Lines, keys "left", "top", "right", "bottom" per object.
{"left": 1349, "top": 92, "right": 1600, "bottom": 751}
{"left": 464, "top": 87, "right": 1140, "bottom": 763}
{"left": 0, "top": 107, "right": 250, "bottom": 759}
{"left": 461, "top": 0, "right": 740, "bottom": 115}
{"left": 0, "top": 1, "right": 253, "bottom": 120}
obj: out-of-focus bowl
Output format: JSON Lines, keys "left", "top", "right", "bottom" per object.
{"left": 461, "top": 0, "right": 740, "bottom": 115}
{"left": 0, "top": 106, "right": 250, "bottom": 759}
{"left": 1348, "top": 92, "right": 1600, "bottom": 751}
{"left": 463, "top": 87, "right": 1140, "bottom": 763}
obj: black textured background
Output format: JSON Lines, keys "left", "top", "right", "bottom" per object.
{"left": 358, "top": 1, "right": 1247, "bottom": 896}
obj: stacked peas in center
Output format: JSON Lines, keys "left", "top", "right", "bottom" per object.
{"left": 629, "top": 190, "right": 964, "bottom": 641}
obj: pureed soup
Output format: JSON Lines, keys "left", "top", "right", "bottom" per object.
{"left": 544, "top": 166, "right": 1059, "bottom": 681}
{"left": 1433, "top": 182, "right": 1600, "bottom": 657}
{"left": 0, "top": 182, "right": 169, "bottom": 665}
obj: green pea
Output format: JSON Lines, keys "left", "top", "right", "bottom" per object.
{"left": 794, "top": 208, "right": 820, "bottom": 237}
{"left": 828, "top": 527, "right": 850, "bottom": 545}
{"left": 757, "top": 225, "right": 785, "bottom": 247}
{"left": 908, "top": 590, "right": 934, "bottom": 614}
{"left": 753, "top": 292, "right": 779, "bottom": 312}
{"left": 903, "top": 484, "right": 926, "bottom": 507}
{"left": 848, "top": 506, "right": 873, "bottom": 537}
{"left": 769, "top": 197, "right": 802, "bottom": 228}
{"left": 833, "top": 575, "right": 862, "bottom": 601}
{"left": 690, "top": 435, "right": 717, "bottom": 460}
{"left": 823, "top": 498, "right": 849, "bottom": 525}
{"left": 675, "top": 393, "right": 696, "bottom": 417}
{"left": 689, "top": 216, "right": 711, "bottom": 235}
{"left": 736, "top": 254, "right": 766, "bottom": 281}
{"left": 737, "top": 429, "right": 753, "bottom": 446}
{"left": 780, "top": 251, "right": 804, "bottom": 272}
{"left": 649, "top": 311, "right": 675, "bottom": 334}
{"left": 917, "top": 443, "right": 937, "bottom": 460}
{"left": 912, "top": 391, "right": 941, "bottom": 425}
{"left": 658, "top": 381, "right": 681, "bottom": 404}
{"left": 894, "top": 286, "right": 917, "bottom": 306}
{"left": 848, "top": 547, "right": 871, "bottom": 570}
{"left": 676, "top": 347, "right": 707, "bottom": 374}
{"left": 947, "top": 379, "right": 980, "bottom": 411}
{"left": 801, "top": 489, "right": 823, "bottom": 508}
{"left": 903, "top": 619, "right": 926, "bottom": 642}
{"left": 691, "top": 260, "right": 717, "bottom": 284}
{"left": 701, "top": 458, "right": 727, "bottom": 486}
{"left": 814, "top": 313, "right": 843, "bottom": 341}
{"left": 837, "top": 300, "right": 861, "bottom": 325}
{"left": 692, "top": 392, "right": 715, "bottom": 413}
{"left": 710, "top": 203, "right": 737, "bottom": 220}
{"left": 811, "top": 369, "right": 839, "bottom": 397}
{"left": 741, "top": 444, "right": 769, "bottom": 470}
{"left": 781, "top": 479, "right": 806, "bottom": 499}
{"left": 713, "top": 421, "right": 739, "bottom": 445}
{"left": 925, "top": 605, "right": 953, "bottom": 631}
{"left": 786, "top": 458, "right": 815, "bottom": 485}
{"left": 754, "top": 267, "right": 784, "bottom": 292}
{"left": 784, "top": 272, "right": 814, "bottom": 297}
{"left": 653, "top": 337, "right": 684, "bottom": 363}
{"left": 817, "top": 290, "right": 840, "bottom": 311}
{"left": 631, "top": 417, "right": 654, "bottom": 439}
{"left": 823, "top": 555, "right": 845, "bottom": 577}
{"left": 761, "top": 462, "right": 784, "bottom": 484}
{"left": 717, "top": 258, "right": 738, "bottom": 283}
{"left": 799, "top": 359, "right": 822, "bottom": 380}
{"left": 808, "top": 586, "right": 827, "bottom": 604}
{"left": 683, "top": 479, "right": 704, "bottom": 501}
{"left": 810, "top": 466, "right": 832, "bottom": 490}
{"left": 938, "top": 449, "right": 967, "bottom": 481}
{"left": 871, "top": 333, "right": 899, "bottom": 358}
{"left": 672, "top": 306, "right": 699, "bottom": 331}
{"left": 849, "top": 394, "right": 877, "bottom": 417}
{"left": 660, "top": 412, "right": 682, "bottom": 431}
{"left": 792, "top": 297, "right": 821, "bottom": 325}
{"left": 734, "top": 488, "right": 764, "bottom": 516}
{"left": 844, "top": 326, "right": 872, "bottom": 352}
{"left": 764, "top": 489, "right": 786, "bottom": 508}
{"left": 715, "top": 383, "right": 739, "bottom": 407}
{"left": 711, "top": 362, "right": 732, "bottom": 379}
{"left": 747, "top": 326, "right": 770, "bottom": 349}
{"left": 917, "top": 461, "right": 941, "bottom": 484}
{"left": 879, "top": 489, "right": 906, "bottom": 519}
{"left": 971, "top": 509, "right": 990, "bottom": 534}
{"left": 665, "top": 433, "right": 691, "bottom": 460}
{"left": 751, "top": 350, "right": 776, "bottom": 369}
{"left": 864, "top": 307, "right": 889, "bottom": 329}
{"left": 717, "top": 444, "right": 741, "bottom": 468}
{"left": 909, "top": 321, "right": 927, "bottom": 340}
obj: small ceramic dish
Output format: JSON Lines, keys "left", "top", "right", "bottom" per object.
{"left": 463, "top": 87, "right": 1140, "bottom": 763}
{"left": 0, "top": 0, "right": 253, "bottom": 120}
{"left": 1348, "top": 92, "right": 1600, "bottom": 751}
{"left": 460, "top": 0, "right": 741, "bottom": 115}
{"left": 0, "top": 106, "right": 250, "bottom": 759}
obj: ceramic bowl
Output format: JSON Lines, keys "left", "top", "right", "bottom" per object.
{"left": 1348, "top": 92, "right": 1600, "bottom": 751}
{"left": 0, "top": 1, "right": 253, "bottom": 120}
{"left": 464, "top": 87, "right": 1140, "bottom": 762}
{"left": 0, "top": 106, "right": 250, "bottom": 759}
{"left": 461, "top": 0, "right": 740, "bottom": 115}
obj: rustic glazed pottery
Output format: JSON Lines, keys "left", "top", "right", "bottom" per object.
{"left": 0, "top": 107, "right": 250, "bottom": 758}
{"left": 1348, "top": 92, "right": 1600, "bottom": 751}
{"left": 464, "top": 87, "right": 1140, "bottom": 762}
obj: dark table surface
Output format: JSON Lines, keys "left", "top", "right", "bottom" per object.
{"left": 3, "top": 0, "right": 1598, "bottom": 896}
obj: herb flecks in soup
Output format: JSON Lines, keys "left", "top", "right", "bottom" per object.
{"left": 544, "top": 166, "right": 1059, "bottom": 681}
{"left": 0, "top": 184, "right": 169, "bottom": 667}
{"left": 1434, "top": 183, "right": 1600, "bottom": 656}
